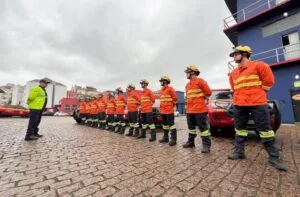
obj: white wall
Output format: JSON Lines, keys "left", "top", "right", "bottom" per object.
{"left": 11, "top": 85, "right": 24, "bottom": 105}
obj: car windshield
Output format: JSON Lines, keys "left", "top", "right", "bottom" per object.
{"left": 210, "top": 92, "right": 233, "bottom": 100}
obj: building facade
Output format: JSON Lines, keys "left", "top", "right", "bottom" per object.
{"left": 224, "top": 0, "right": 300, "bottom": 123}
{"left": 0, "top": 84, "right": 15, "bottom": 105}
{"left": 11, "top": 85, "right": 25, "bottom": 106}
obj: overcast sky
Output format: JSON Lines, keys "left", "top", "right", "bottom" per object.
{"left": 0, "top": 0, "right": 233, "bottom": 91}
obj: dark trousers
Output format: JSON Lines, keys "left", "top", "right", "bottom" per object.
{"left": 161, "top": 113, "right": 176, "bottom": 130}
{"left": 116, "top": 114, "right": 125, "bottom": 126}
{"left": 98, "top": 112, "right": 106, "bottom": 121}
{"left": 26, "top": 109, "right": 43, "bottom": 137}
{"left": 234, "top": 105, "right": 274, "bottom": 138}
{"left": 128, "top": 111, "right": 139, "bottom": 128}
{"left": 141, "top": 112, "right": 155, "bottom": 129}
{"left": 107, "top": 114, "right": 115, "bottom": 126}
{"left": 186, "top": 113, "right": 210, "bottom": 136}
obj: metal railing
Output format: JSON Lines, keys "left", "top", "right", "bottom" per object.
{"left": 228, "top": 42, "right": 300, "bottom": 72}
{"left": 224, "top": 0, "right": 288, "bottom": 29}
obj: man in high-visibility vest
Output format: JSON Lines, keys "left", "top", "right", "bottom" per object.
{"left": 228, "top": 45, "right": 287, "bottom": 171}
{"left": 115, "top": 87, "right": 127, "bottom": 134}
{"left": 106, "top": 92, "right": 116, "bottom": 131}
{"left": 182, "top": 65, "right": 212, "bottom": 153}
{"left": 139, "top": 79, "right": 156, "bottom": 141}
{"left": 158, "top": 76, "right": 178, "bottom": 146}
{"left": 25, "top": 78, "right": 51, "bottom": 141}
{"left": 96, "top": 93, "right": 107, "bottom": 129}
{"left": 125, "top": 84, "right": 140, "bottom": 137}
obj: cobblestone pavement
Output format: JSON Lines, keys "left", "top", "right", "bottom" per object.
{"left": 0, "top": 117, "right": 299, "bottom": 197}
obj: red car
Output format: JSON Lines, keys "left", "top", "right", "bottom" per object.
{"left": 207, "top": 89, "right": 281, "bottom": 136}
{"left": 0, "top": 105, "right": 30, "bottom": 117}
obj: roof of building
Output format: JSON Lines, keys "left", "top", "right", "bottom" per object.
{"left": 0, "top": 89, "right": 5, "bottom": 93}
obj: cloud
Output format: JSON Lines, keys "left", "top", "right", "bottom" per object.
{"left": 0, "top": 0, "right": 232, "bottom": 91}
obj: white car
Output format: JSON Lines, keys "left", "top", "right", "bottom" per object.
{"left": 54, "top": 112, "right": 69, "bottom": 116}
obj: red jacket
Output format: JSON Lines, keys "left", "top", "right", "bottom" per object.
{"left": 159, "top": 85, "right": 177, "bottom": 114}
{"left": 106, "top": 98, "right": 116, "bottom": 115}
{"left": 229, "top": 61, "right": 274, "bottom": 106}
{"left": 79, "top": 102, "right": 86, "bottom": 114}
{"left": 127, "top": 91, "right": 140, "bottom": 112}
{"left": 96, "top": 98, "right": 106, "bottom": 113}
{"left": 186, "top": 77, "right": 212, "bottom": 113}
{"left": 140, "top": 88, "right": 155, "bottom": 113}
{"left": 116, "top": 94, "right": 127, "bottom": 114}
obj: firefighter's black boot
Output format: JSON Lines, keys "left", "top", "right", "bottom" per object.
{"left": 126, "top": 127, "right": 134, "bottom": 136}
{"left": 183, "top": 133, "right": 196, "bottom": 148}
{"left": 149, "top": 129, "right": 156, "bottom": 142}
{"left": 137, "top": 129, "right": 146, "bottom": 138}
{"left": 159, "top": 130, "right": 169, "bottom": 143}
{"left": 132, "top": 128, "right": 139, "bottom": 137}
{"left": 102, "top": 122, "right": 106, "bottom": 129}
{"left": 120, "top": 126, "right": 126, "bottom": 134}
{"left": 201, "top": 137, "right": 211, "bottom": 153}
{"left": 169, "top": 129, "right": 177, "bottom": 146}
{"left": 116, "top": 125, "right": 121, "bottom": 133}
{"left": 111, "top": 126, "right": 116, "bottom": 132}
{"left": 263, "top": 138, "right": 288, "bottom": 171}
{"left": 228, "top": 136, "right": 246, "bottom": 160}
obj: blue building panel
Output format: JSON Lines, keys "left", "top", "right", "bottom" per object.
{"left": 268, "top": 64, "right": 300, "bottom": 123}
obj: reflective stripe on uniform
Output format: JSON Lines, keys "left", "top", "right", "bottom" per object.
{"left": 235, "top": 129, "right": 248, "bottom": 137}
{"left": 262, "top": 85, "right": 271, "bottom": 91}
{"left": 259, "top": 130, "right": 275, "bottom": 138}
{"left": 199, "top": 130, "right": 210, "bottom": 137}
{"left": 170, "top": 125, "right": 176, "bottom": 130}
{"left": 149, "top": 124, "right": 155, "bottom": 129}
{"left": 234, "top": 81, "right": 262, "bottom": 90}
{"left": 133, "top": 123, "right": 139, "bottom": 128}
{"left": 121, "top": 123, "right": 126, "bottom": 126}
{"left": 163, "top": 125, "right": 169, "bottom": 130}
{"left": 189, "top": 129, "right": 197, "bottom": 134}
{"left": 234, "top": 74, "right": 259, "bottom": 84}
{"left": 187, "top": 89, "right": 202, "bottom": 94}
{"left": 186, "top": 93, "right": 204, "bottom": 99}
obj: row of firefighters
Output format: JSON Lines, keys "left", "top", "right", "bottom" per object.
{"left": 77, "top": 46, "right": 288, "bottom": 171}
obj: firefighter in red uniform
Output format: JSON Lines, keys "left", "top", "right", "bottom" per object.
{"left": 96, "top": 93, "right": 107, "bottom": 129}
{"left": 90, "top": 95, "right": 99, "bottom": 127}
{"left": 78, "top": 96, "right": 86, "bottom": 124}
{"left": 159, "top": 76, "right": 178, "bottom": 146}
{"left": 228, "top": 45, "right": 287, "bottom": 171}
{"left": 106, "top": 92, "right": 116, "bottom": 131}
{"left": 115, "top": 87, "right": 127, "bottom": 134}
{"left": 125, "top": 84, "right": 140, "bottom": 137}
{"left": 139, "top": 79, "right": 156, "bottom": 141}
{"left": 182, "top": 65, "right": 212, "bottom": 153}
{"left": 85, "top": 96, "right": 92, "bottom": 126}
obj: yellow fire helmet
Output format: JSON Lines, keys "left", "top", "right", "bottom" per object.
{"left": 140, "top": 79, "right": 149, "bottom": 84}
{"left": 184, "top": 65, "right": 200, "bottom": 75}
{"left": 229, "top": 45, "right": 252, "bottom": 57}
{"left": 159, "top": 75, "right": 171, "bottom": 83}
{"left": 127, "top": 84, "right": 135, "bottom": 89}
{"left": 116, "top": 87, "right": 123, "bottom": 93}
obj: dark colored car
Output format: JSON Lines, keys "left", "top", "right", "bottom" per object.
{"left": 207, "top": 90, "right": 282, "bottom": 136}
{"left": 0, "top": 105, "right": 29, "bottom": 117}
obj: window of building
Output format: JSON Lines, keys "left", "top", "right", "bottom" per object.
{"left": 72, "top": 105, "right": 77, "bottom": 110}
{"left": 282, "top": 32, "right": 300, "bottom": 60}
{"left": 262, "top": 12, "right": 300, "bottom": 37}
{"left": 65, "top": 105, "right": 70, "bottom": 110}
